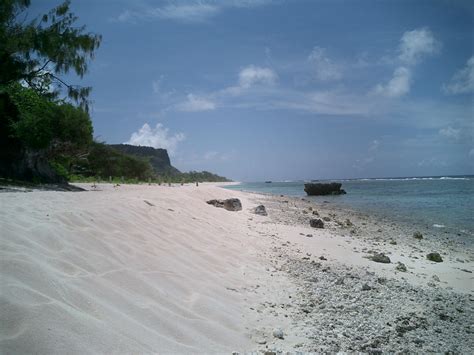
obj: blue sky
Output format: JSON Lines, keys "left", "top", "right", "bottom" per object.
{"left": 30, "top": 0, "right": 473, "bottom": 181}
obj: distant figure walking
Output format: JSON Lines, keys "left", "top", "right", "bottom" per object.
{"left": 196, "top": 181, "right": 199, "bottom": 187}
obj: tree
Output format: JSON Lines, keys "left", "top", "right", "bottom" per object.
{"left": 0, "top": 0, "right": 101, "bottom": 110}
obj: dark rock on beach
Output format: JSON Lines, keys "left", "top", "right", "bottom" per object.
{"left": 369, "top": 253, "right": 391, "bottom": 263}
{"left": 304, "top": 182, "right": 346, "bottom": 196}
{"left": 310, "top": 218, "right": 325, "bottom": 229}
{"left": 413, "top": 231, "right": 423, "bottom": 240}
{"left": 206, "top": 198, "right": 242, "bottom": 211}
{"left": 253, "top": 205, "right": 268, "bottom": 216}
{"left": 427, "top": 252, "right": 443, "bottom": 262}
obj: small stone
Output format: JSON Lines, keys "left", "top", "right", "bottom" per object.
{"left": 319, "top": 256, "right": 327, "bottom": 260}
{"left": 272, "top": 328, "right": 284, "bottom": 339}
{"left": 370, "top": 253, "right": 391, "bottom": 263}
{"left": 312, "top": 210, "right": 319, "bottom": 216}
{"left": 362, "top": 283, "right": 372, "bottom": 291}
{"left": 389, "top": 239, "right": 397, "bottom": 245}
{"left": 396, "top": 262, "right": 407, "bottom": 272}
{"left": 432, "top": 275, "right": 440, "bottom": 282}
{"left": 427, "top": 252, "right": 443, "bottom": 262}
{"left": 310, "top": 219, "right": 324, "bottom": 229}
{"left": 253, "top": 205, "right": 267, "bottom": 216}
{"left": 322, "top": 216, "right": 331, "bottom": 222}
{"left": 255, "top": 338, "right": 267, "bottom": 345}
{"left": 306, "top": 234, "right": 313, "bottom": 238}
{"left": 413, "top": 231, "right": 423, "bottom": 240}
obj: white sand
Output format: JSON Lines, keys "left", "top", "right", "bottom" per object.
{"left": 0, "top": 183, "right": 472, "bottom": 353}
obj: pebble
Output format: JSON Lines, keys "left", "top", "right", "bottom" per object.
{"left": 273, "top": 328, "right": 284, "bottom": 339}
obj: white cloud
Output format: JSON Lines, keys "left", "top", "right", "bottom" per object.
{"left": 269, "top": 90, "right": 371, "bottom": 116}
{"left": 369, "top": 139, "right": 380, "bottom": 152}
{"left": 113, "top": 1, "right": 274, "bottom": 24}
{"left": 443, "top": 56, "right": 474, "bottom": 94}
{"left": 151, "top": 4, "right": 219, "bottom": 23}
{"left": 372, "top": 28, "right": 439, "bottom": 99}
{"left": 398, "top": 28, "right": 441, "bottom": 65}
{"left": 308, "top": 46, "right": 342, "bottom": 81}
{"left": 373, "top": 67, "right": 411, "bottom": 97}
{"left": 152, "top": 77, "right": 163, "bottom": 94}
{"left": 126, "top": 123, "right": 185, "bottom": 155}
{"left": 439, "top": 126, "right": 461, "bottom": 140}
{"left": 176, "top": 94, "right": 216, "bottom": 112}
{"left": 238, "top": 65, "right": 278, "bottom": 88}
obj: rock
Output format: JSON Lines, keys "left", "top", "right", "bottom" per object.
{"left": 427, "top": 252, "right": 443, "bottom": 262}
{"left": 370, "top": 253, "right": 391, "bottom": 263}
{"left": 206, "top": 199, "right": 224, "bottom": 208}
{"left": 362, "top": 283, "right": 372, "bottom": 291}
{"left": 310, "top": 218, "right": 325, "bottom": 228}
{"left": 396, "top": 262, "right": 407, "bottom": 272}
{"left": 322, "top": 216, "right": 331, "bottom": 222}
{"left": 312, "top": 210, "right": 319, "bottom": 216}
{"left": 389, "top": 239, "right": 397, "bottom": 245}
{"left": 319, "top": 256, "right": 327, "bottom": 260}
{"left": 432, "top": 275, "right": 440, "bottom": 282}
{"left": 306, "top": 234, "right": 313, "bottom": 238}
{"left": 206, "top": 198, "right": 242, "bottom": 211}
{"left": 253, "top": 205, "right": 267, "bottom": 216}
{"left": 413, "top": 231, "right": 423, "bottom": 240}
{"left": 304, "top": 182, "right": 347, "bottom": 196}
{"left": 224, "top": 198, "right": 242, "bottom": 211}
{"left": 272, "top": 328, "right": 284, "bottom": 339}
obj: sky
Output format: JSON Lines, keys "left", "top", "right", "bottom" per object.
{"left": 30, "top": 0, "right": 474, "bottom": 181}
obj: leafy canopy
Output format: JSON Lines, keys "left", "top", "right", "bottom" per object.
{"left": 0, "top": 0, "right": 101, "bottom": 109}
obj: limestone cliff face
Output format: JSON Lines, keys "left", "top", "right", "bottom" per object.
{"left": 108, "top": 144, "right": 180, "bottom": 175}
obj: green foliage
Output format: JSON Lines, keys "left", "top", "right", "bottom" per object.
{"left": 156, "top": 171, "right": 231, "bottom": 183}
{"left": 5, "top": 83, "right": 55, "bottom": 149}
{"left": 52, "top": 103, "right": 93, "bottom": 147}
{"left": 75, "top": 142, "right": 154, "bottom": 180}
{"left": 0, "top": 0, "right": 101, "bottom": 109}
{"left": 2, "top": 83, "right": 93, "bottom": 150}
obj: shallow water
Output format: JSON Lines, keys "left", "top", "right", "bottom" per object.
{"left": 224, "top": 176, "right": 474, "bottom": 243}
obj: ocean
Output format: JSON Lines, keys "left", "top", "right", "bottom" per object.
{"left": 224, "top": 176, "right": 474, "bottom": 244}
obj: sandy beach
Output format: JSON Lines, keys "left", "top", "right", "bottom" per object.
{"left": 1, "top": 183, "right": 473, "bottom": 353}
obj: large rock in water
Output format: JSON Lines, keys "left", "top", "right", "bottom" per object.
{"left": 206, "top": 198, "right": 242, "bottom": 211}
{"left": 304, "top": 182, "right": 346, "bottom": 196}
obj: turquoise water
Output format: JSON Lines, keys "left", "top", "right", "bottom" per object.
{"left": 224, "top": 176, "right": 474, "bottom": 243}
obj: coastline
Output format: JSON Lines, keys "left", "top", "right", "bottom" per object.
{"left": 0, "top": 183, "right": 472, "bottom": 352}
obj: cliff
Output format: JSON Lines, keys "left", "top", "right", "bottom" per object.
{"left": 108, "top": 144, "right": 181, "bottom": 175}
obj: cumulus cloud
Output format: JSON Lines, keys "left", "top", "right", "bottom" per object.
{"left": 443, "top": 56, "right": 474, "bottom": 95}
{"left": 126, "top": 123, "right": 185, "bottom": 155}
{"left": 439, "top": 126, "right": 461, "bottom": 140}
{"left": 308, "top": 46, "right": 342, "bottom": 81}
{"left": 398, "top": 28, "right": 441, "bottom": 65}
{"left": 373, "top": 67, "right": 411, "bottom": 97}
{"left": 238, "top": 65, "right": 278, "bottom": 88}
{"left": 176, "top": 94, "right": 216, "bottom": 112}
{"left": 372, "top": 28, "right": 439, "bottom": 98}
